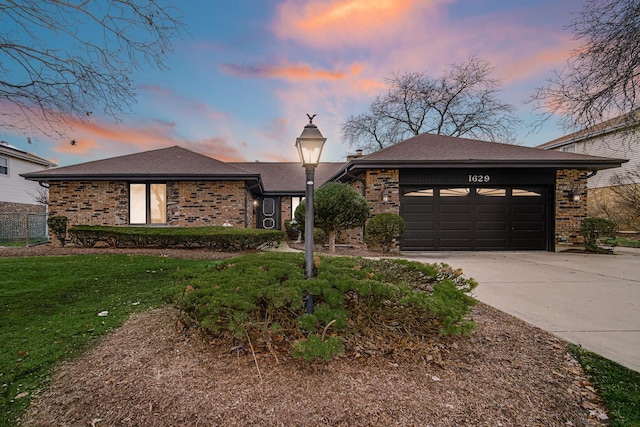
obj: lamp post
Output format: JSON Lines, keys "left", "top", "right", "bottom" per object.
{"left": 296, "top": 114, "right": 326, "bottom": 314}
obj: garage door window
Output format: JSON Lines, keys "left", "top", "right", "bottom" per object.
{"left": 404, "top": 188, "right": 434, "bottom": 197}
{"left": 512, "top": 188, "right": 542, "bottom": 197}
{"left": 440, "top": 188, "right": 470, "bottom": 197}
{"left": 477, "top": 188, "right": 506, "bottom": 197}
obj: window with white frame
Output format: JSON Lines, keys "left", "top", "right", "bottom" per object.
{"left": 0, "top": 156, "right": 7, "bottom": 175}
{"left": 129, "top": 183, "right": 167, "bottom": 224}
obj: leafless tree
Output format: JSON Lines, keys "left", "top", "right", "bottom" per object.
{"left": 611, "top": 165, "right": 640, "bottom": 229}
{"left": 28, "top": 186, "right": 49, "bottom": 206}
{"left": 0, "top": 0, "right": 184, "bottom": 136}
{"left": 342, "top": 56, "right": 520, "bottom": 152}
{"left": 532, "top": 0, "right": 640, "bottom": 132}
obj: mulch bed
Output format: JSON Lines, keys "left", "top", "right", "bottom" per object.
{"left": 3, "top": 244, "right": 609, "bottom": 426}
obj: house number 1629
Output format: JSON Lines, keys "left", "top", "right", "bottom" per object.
{"left": 468, "top": 174, "right": 490, "bottom": 183}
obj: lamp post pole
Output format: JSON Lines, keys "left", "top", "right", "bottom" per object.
{"left": 304, "top": 165, "right": 315, "bottom": 314}
{"left": 295, "top": 114, "right": 326, "bottom": 315}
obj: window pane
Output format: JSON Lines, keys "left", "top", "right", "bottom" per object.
{"left": 477, "top": 188, "right": 506, "bottom": 197}
{"left": 512, "top": 188, "right": 542, "bottom": 197}
{"left": 130, "top": 184, "right": 147, "bottom": 224}
{"left": 150, "top": 184, "right": 166, "bottom": 224}
{"left": 440, "top": 188, "right": 470, "bottom": 197}
{"left": 404, "top": 189, "right": 434, "bottom": 197}
{"left": 0, "top": 157, "right": 7, "bottom": 175}
{"left": 291, "top": 197, "right": 301, "bottom": 219}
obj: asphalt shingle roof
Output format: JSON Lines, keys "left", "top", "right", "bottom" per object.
{"left": 346, "top": 133, "right": 625, "bottom": 167}
{"left": 230, "top": 162, "right": 346, "bottom": 194}
{"left": 22, "top": 146, "right": 258, "bottom": 181}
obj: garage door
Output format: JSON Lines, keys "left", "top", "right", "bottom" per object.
{"left": 400, "top": 186, "right": 547, "bottom": 250}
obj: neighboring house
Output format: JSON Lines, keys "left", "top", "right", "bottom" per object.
{"left": 23, "top": 134, "right": 625, "bottom": 251}
{"left": 538, "top": 114, "right": 639, "bottom": 229}
{"left": 0, "top": 140, "right": 56, "bottom": 214}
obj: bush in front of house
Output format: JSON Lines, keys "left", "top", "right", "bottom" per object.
{"left": 581, "top": 217, "right": 618, "bottom": 253}
{"left": 365, "top": 213, "right": 406, "bottom": 252}
{"left": 295, "top": 182, "right": 369, "bottom": 252}
{"left": 47, "top": 215, "right": 68, "bottom": 246}
{"left": 67, "top": 225, "right": 285, "bottom": 251}
{"left": 175, "top": 253, "right": 477, "bottom": 361}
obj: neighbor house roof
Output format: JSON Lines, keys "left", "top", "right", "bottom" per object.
{"left": 0, "top": 141, "right": 56, "bottom": 167}
{"left": 21, "top": 146, "right": 262, "bottom": 187}
{"left": 330, "top": 133, "right": 626, "bottom": 180}
{"left": 231, "top": 162, "right": 346, "bottom": 195}
{"left": 537, "top": 111, "right": 640, "bottom": 150}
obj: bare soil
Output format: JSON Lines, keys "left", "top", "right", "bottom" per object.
{"left": 3, "top": 244, "right": 609, "bottom": 426}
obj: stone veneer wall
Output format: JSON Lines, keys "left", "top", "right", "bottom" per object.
{"left": 48, "top": 180, "right": 255, "bottom": 244}
{"left": 555, "top": 169, "right": 588, "bottom": 250}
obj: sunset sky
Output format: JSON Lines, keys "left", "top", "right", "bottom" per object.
{"left": 2, "top": 0, "right": 586, "bottom": 167}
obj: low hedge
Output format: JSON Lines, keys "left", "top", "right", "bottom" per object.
{"left": 68, "top": 225, "right": 285, "bottom": 251}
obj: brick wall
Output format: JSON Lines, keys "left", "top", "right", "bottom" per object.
{"left": 340, "top": 169, "right": 400, "bottom": 247}
{"left": 0, "top": 201, "right": 46, "bottom": 214}
{"left": 174, "top": 181, "right": 248, "bottom": 227}
{"left": 555, "top": 169, "right": 588, "bottom": 250}
{"left": 49, "top": 181, "right": 128, "bottom": 226}
{"left": 47, "top": 180, "right": 255, "bottom": 243}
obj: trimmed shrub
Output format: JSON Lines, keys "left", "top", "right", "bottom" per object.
{"left": 68, "top": 225, "right": 285, "bottom": 251}
{"left": 47, "top": 215, "right": 68, "bottom": 246}
{"left": 295, "top": 182, "right": 369, "bottom": 252}
{"left": 175, "top": 253, "right": 477, "bottom": 362}
{"left": 581, "top": 217, "right": 618, "bottom": 253}
{"left": 365, "top": 213, "right": 406, "bottom": 252}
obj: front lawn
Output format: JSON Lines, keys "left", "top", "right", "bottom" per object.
{"left": 2, "top": 253, "right": 639, "bottom": 426}
{"left": 0, "top": 254, "right": 209, "bottom": 425}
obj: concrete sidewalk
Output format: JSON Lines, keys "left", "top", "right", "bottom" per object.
{"left": 402, "top": 248, "right": 640, "bottom": 372}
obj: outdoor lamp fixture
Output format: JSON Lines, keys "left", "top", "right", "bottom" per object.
{"left": 568, "top": 187, "right": 581, "bottom": 202}
{"left": 381, "top": 186, "right": 390, "bottom": 203}
{"left": 296, "top": 114, "right": 326, "bottom": 314}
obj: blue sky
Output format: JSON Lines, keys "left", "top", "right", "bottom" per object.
{"left": 2, "top": 0, "right": 585, "bottom": 167}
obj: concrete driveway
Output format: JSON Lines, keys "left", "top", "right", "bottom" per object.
{"left": 402, "top": 248, "right": 640, "bottom": 372}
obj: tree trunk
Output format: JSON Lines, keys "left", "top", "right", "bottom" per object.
{"left": 328, "top": 230, "right": 336, "bottom": 253}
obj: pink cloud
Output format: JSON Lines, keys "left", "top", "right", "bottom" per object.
{"left": 272, "top": 0, "right": 447, "bottom": 50}
{"left": 220, "top": 62, "right": 363, "bottom": 81}
{"left": 52, "top": 116, "right": 247, "bottom": 162}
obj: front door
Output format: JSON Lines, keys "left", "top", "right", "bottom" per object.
{"left": 257, "top": 196, "right": 281, "bottom": 229}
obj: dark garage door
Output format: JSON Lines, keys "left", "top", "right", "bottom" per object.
{"left": 400, "top": 186, "right": 547, "bottom": 250}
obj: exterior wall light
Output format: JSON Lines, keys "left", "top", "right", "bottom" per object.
{"left": 381, "top": 186, "right": 390, "bottom": 203}
{"left": 568, "top": 187, "right": 581, "bottom": 202}
{"left": 296, "top": 114, "right": 326, "bottom": 314}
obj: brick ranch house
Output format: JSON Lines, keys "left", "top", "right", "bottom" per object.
{"left": 22, "top": 133, "right": 625, "bottom": 251}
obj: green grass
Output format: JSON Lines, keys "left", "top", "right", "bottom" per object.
{"left": 568, "top": 345, "right": 640, "bottom": 426}
{"left": 0, "top": 254, "right": 210, "bottom": 426}
{"left": 602, "top": 236, "right": 640, "bottom": 248}
{"left": 0, "top": 239, "right": 49, "bottom": 248}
